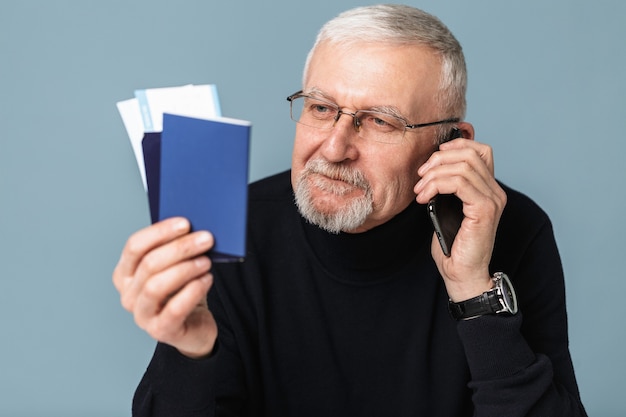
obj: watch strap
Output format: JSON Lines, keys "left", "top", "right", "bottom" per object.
{"left": 448, "top": 291, "right": 498, "bottom": 320}
{"left": 448, "top": 272, "right": 516, "bottom": 320}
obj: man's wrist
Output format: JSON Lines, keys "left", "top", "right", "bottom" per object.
{"left": 448, "top": 272, "right": 518, "bottom": 320}
{"left": 445, "top": 275, "right": 494, "bottom": 303}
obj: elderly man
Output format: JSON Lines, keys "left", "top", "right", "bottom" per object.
{"left": 114, "top": 4, "right": 587, "bottom": 416}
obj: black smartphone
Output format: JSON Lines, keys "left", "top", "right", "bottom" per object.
{"left": 427, "top": 128, "right": 463, "bottom": 257}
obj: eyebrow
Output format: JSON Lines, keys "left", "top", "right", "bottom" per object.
{"left": 368, "top": 105, "right": 408, "bottom": 122}
{"left": 302, "top": 87, "right": 334, "bottom": 102}
{"left": 303, "top": 87, "right": 409, "bottom": 122}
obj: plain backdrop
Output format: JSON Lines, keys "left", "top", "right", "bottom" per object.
{"left": 1, "top": 0, "right": 624, "bottom": 415}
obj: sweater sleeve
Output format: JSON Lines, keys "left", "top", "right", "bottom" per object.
{"left": 132, "top": 282, "right": 248, "bottom": 417}
{"left": 456, "top": 208, "right": 587, "bottom": 416}
{"left": 132, "top": 342, "right": 215, "bottom": 417}
{"left": 458, "top": 315, "right": 586, "bottom": 416}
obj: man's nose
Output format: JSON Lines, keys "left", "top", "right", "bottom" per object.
{"left": 321, "top": 112, "right": 360, "bottom": 162}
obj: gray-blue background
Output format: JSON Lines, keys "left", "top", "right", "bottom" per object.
{"left": 1, "top": 0, "right": 624, "bottom": 415}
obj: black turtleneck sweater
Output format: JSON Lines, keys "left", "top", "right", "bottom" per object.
{"left": 132, "top": 170, "right": 587, "bottom": 417}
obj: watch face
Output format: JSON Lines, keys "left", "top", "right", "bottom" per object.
{"left": 499, "top": 273, "right": 518, "bottom": 314}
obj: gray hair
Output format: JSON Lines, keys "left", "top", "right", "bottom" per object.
{"left": 303, "top": 4, "right": 467, "bottom": 123}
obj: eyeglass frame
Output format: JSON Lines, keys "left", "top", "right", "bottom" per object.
{"left": 286, "top": 90, "right": 460, "bottom": 140}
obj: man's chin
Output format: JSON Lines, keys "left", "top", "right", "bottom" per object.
{"left": 294, "top": 182, "right": 373, "bottom": 234}
{"left": 308, "top": 200, "right": 353, "bottom": 219}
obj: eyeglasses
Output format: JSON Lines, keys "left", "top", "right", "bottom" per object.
{"left": 287, "top": 90, "right": 460, "bottom": 144}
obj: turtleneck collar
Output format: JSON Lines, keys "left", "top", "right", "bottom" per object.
{"left": 300, "top": 202, "right": 433, "bottom": 284}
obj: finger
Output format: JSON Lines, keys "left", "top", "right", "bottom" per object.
{"left": 126, "top": 230, "right": 213, "bottom": 299}
{"left": 135, "top": 230, "right": 214, "bottom": 280}
{"left": 416, "top": 163, "right": 499, "bottom": 211}
{"left": 142, "top": 256, "right": 211, "bottom": 310}
{"left": 439, "top": 139, "right": 495, "bottom": 173}
{"left": 415, "top": 143, "right": 498, "bottom": 204}
{"left": 417, "top": 141, "right": 495, "bottom": 196}
{"left": 141, "top": 273, "right": 214, "bottom": 344}
{"left": 124, "top": 232, "right": 214, "bottom": 311}
{"left": 416, "top": 159, "right": 493, "bottom": 203}
{"left": 113, "top": 217, "right": 191, "bottom": 289}
{"left": 419, "top": 145, "right": 493, "bottom": 181}
{"left": 117, "top": 226, "right": 212, "bottom": 315}
{"left": 419, "top": 167, "right": 505, "bottom": 225}
{"left": 128, "top": 255, "right": 211, "bottom": 315}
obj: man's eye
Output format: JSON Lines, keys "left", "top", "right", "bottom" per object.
{"left": 361, "top": 113, "right": 401, "bottom": 131}
{"left": 306, "top": 100, "right": 336, "bottom": 119}
{"left": 372, "top": 117, "right": 390, "bottom": 127}
{"left": 313, "top": 104, "right": 331, "bottom": 114}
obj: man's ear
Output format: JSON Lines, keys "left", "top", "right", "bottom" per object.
{"left": 457, "top": 121, "right": 475, "bottom": 140}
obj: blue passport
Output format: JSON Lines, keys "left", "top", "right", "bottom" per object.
{"left": 142, "top": 132, "right": 162, "bottom": 224}
{"left": 156, "top": 113, "right": 251, "bottom": 262}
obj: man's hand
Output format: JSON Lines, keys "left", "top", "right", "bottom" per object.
{"left": 414, "top": 138, "right": 507, "bottom": 302}
{"left": 112, "top": 217, "right": 217, "bottom": 358}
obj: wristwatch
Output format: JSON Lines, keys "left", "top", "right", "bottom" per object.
{"left": 448, "top": 272, "right": 518, "bottom": 320}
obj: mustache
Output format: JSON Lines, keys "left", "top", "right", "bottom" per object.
{"left": 302, "top": 159, "right": 371, "bottom": 190}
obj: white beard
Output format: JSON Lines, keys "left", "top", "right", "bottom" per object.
{"left": 294, "top": 158, "right": 373, "bottom": 234}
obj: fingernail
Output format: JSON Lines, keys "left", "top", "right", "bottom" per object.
{"left": 173, "top": 218, "right": 189, "bottom": 232}
{"left": 195, "top": 231, "right": 212, "bottom": 245}
{"left": 195, "top": 256, "right": 210, "bottom": 268}
{"left": 200, "top": 274, "right": 213, "bottom": 286}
